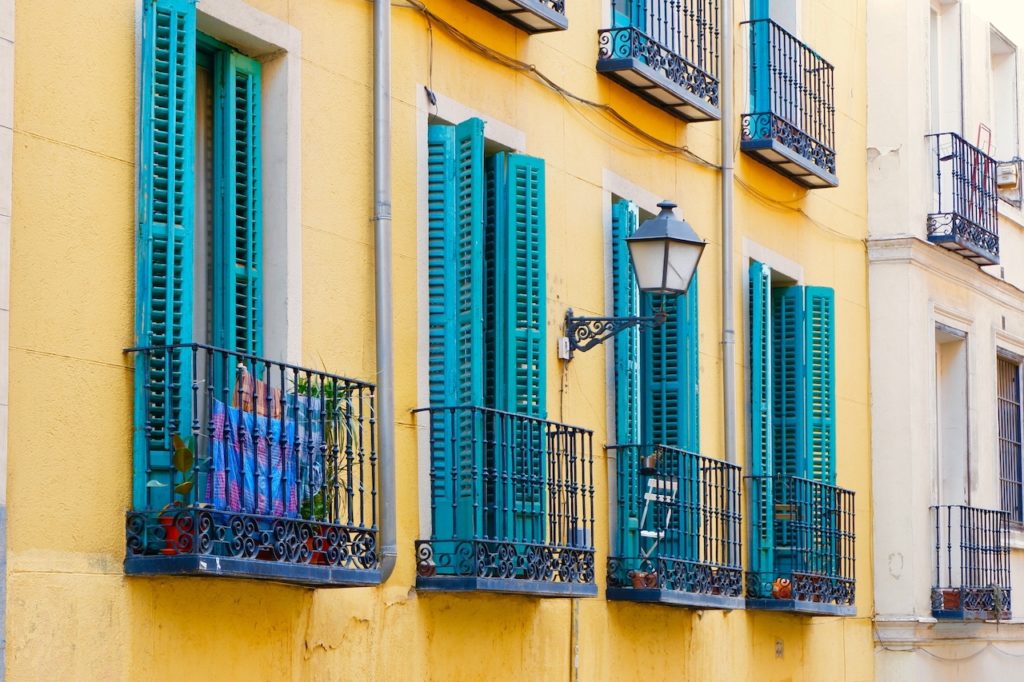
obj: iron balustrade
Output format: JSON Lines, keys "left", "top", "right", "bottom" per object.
{"left": 414, "top": 405, "right": 596, "bottom": 595}
{"left": 746, "top": 475, "right": 855, "bottom": 611}
{"left": 124, "top": 343, "right": 379, "bottom": 586}
{"left": 927, "top": 132, "right": 1000, "bottom": 265}
{"left": 931, "top": 505, "right": 1011, "bottom": 620}
{"left": 597, "top": 0, "right": 720, "bottom": 121}
{"left": 741, "top": 19, "right": 836, "bottom": 187}
{"left": 606, "top": 444, "right": 742, "bottom": 606}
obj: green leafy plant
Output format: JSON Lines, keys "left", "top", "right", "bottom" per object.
{"left": 294, "top": 375, "right": 356, "bottom": 523}
{"left": 147, "top": 434, "right": 196, "bottom": 510}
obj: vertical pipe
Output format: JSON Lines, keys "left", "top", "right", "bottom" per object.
{"left": 374, "top": 0, "right": 398, "bottom": 581}
{"left": 721, "top": 0, "right": 736, "bottom": 465}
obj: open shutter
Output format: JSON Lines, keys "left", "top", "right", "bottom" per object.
{"left": 642, "top": 284, "right": 698, "bottom": 450}
{"left": 805, "top": 287, "right": 835, "bottom": 485}
{"left": 748, "top": 261, "right": 774, "bottom": 574}
{"left": 489, "top": 152, "right": 547, "bottom": 542}
{"left": 213, "top": 52, "right": 262, "bottom": 357}
{"left": 772, "top": 285, "right": 805, "bottom": 480}
{"left": 427, "top": 120, "right": 486, "bottom": 545}
{"left": 134, "top": 0, "right": 196, "bottom": 508}
{"left": 611, "top": 200, "right": 641, "bottom": 559}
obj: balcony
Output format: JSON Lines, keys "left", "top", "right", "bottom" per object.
{"left": 746, "top": 476, "right": 855, "bottom": 616}
{"left": 931, "top": 505, "right": 1011, "bottom": 621}
{"left": 596, "top": 0, "right": 720, "bottom": 122}
{"left": 606, "top": 445, "right": 743, "bottom": 609}
{"left": 414, "top": 406, "right": 597, "bottom": 597}
{"left": 927, "top": 132, "right": 1000, "bottom": 266}
{"left": 740, "top": 20, "right": 837, "bottom": 188}
{"left": 468, "top": 0, "right": 567, "bottom": 33}
{"left": 124, "top": 344, "right": 380, "bottom": 587}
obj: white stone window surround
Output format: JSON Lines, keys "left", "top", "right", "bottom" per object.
{"left": 135, "top": 0, "right": 303, "bottom": 363}
{"left": 599, "top": 170, "right": 673, "bottom": 556}
{"left": 413, "top": 87, "right": 526, "bottom": 537}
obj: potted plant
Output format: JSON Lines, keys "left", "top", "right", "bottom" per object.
{"left": 147, "top": 434, "right": 197, "bottom": 555}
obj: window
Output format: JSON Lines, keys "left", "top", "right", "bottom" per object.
{"left": 935, "top": 325, "right": 968, "bottom": 505}
{"left": 929, "top": 1, "right": 962, "bottom": 134}
{"left": 998, "top": 355, "right": 1022, "bottom": 522}
{"left": 135, "top": 0, "right": 264, "bottom": 509}
{"left": 611, "top": 198, "right": 699, "bottom": 453}
{"left": 426, "top": 117, "right": 547, "bottom": 540}
{"left": 990, "top": 29, "right": 1019, "bottom": 161}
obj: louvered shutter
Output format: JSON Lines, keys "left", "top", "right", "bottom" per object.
{"left": 611, "top": 200, "right": 641, "bottom": 560}
{"left": 134, "top": 0, "right": 196, "bottom": 508}
{"left": 748, "top": 260, "right": 774, "bottom": 574}
{"left": 805, "top": 287, "right": 835, "bottom": 485}
{"left": 641, "top": 278, "right": 699, "bottom": 560}
{"left": 805, "top": 286, "right": 836, "bottom": 575}
{"left": 488, "top": 152, "right": 547, "bottom": 543}
{"left": 213, "top": 52, "right": 262, "bottom": 357}
{"left": 772, "top": 286, "right": 805, "bottom": 480}
{"left": 427, "top": 120, "right": 486, "bottom": 544}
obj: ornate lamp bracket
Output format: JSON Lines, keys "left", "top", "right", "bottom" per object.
{"left": 560, "top": 308, "right": 668, "bottom": 360}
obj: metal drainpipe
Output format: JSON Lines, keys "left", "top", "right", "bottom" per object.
{"left": 374, "top": 0, "right": 398, "bottom": 581}
{"left": 721, "top": 0, "right": 737, "bottom": 465}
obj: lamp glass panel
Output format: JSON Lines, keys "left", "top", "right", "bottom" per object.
{"left": 627, "top": 240, "right": 668, "bottom": 292}
{"left": 663, "top": 241, "right": 703, "bottom": 293}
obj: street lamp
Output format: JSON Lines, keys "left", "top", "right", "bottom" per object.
{"left": 561, "top": 201, "right": 705, "bottom": 359}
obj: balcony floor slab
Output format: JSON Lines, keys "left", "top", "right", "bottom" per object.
{"left": 746, "top": 597, "right": 854, "bottom": 616}
{"left": 125, "top": 555, "right": 382, "bottom": 588}
{"left": 416, "top": 575, "right": 597, "bottom": 598}
{"left": 607, "top": 587, "right": 743, "bottom": 610}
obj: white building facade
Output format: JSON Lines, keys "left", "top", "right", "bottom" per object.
{"left": 870, "top": 0, "right": 1024, "bottom": 677}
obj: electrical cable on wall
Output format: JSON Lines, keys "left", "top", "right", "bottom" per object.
{"left": 393, "top": 0, "right": 864, "bottom": 246}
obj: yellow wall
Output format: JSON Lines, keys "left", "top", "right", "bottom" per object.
{"left": 5, "top": 0, "right": 872, "bottom": 679}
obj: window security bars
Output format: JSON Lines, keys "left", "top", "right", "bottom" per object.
{"left": 927, "top": 132, "right": 1000, "bottom": 266}
{"left": 998, "top": 357, "right": 1023, "bottom": 523}
{"left": 414, "top": 406, "right": 596, "bottom": 594}
{"left": 597, "top": 0, "right": 720, "bottom": 121}
{"left": 931, "top": 505, "right": 1011, "bottom": 620}
{"left": 741, "top": 19, "right": 836, "bottom": 187}
{"left": 125, "top": 344, "right": 379, "bottom": 585}
{"left": 606, "top": 444, "right": 742, "bottom": 604}
{"left": 746, "top": 475, "right": 855, "bottom": 609}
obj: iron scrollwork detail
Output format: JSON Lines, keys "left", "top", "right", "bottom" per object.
{"left": 416, "top": 539, "right": 595, "bottom": 585}
{"left": 126, "top": 508, "right": 379, "bottom": 571}
{"left": 608, "top": 557, "right": 742, "bottom": 597}
{"left": 597, "top": 27, "right": 719, "bottom": 109}
{"left": 566, "top": 308, "right": 666, "bottom": 356}
{"left": 926, "top": 212, "right": 1000, "bottom": 260}
{"left": 741, "top": 112, "right": 836, "bottom": 175}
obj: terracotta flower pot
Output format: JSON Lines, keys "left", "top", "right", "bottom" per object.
{"left": 630, "top": 571, "right": 648, "bottom": 589}
{"left": 159, "top": 514, "right": 180, "bottom": 556}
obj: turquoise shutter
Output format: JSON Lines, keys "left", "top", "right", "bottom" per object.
{"left": 805, "top": 287, "right": 836, "bottom": 485}
{"left": 772, "top": 285, "right": 805, "bottom": 480}
{"left": 488, "top": 152, "right": 547, "bottom": 542}
{"left": 749, "top": 0, "right": 772, "bottom": 114}
{"left": 748, "top": 261, "right": 774, "bottom": 574}
{"left": 805, "top": 286, "right": 836, "bottom": 573}
{"left": 213, "top": 52, "right": 263, "bottom": 357}
{"left": 134, "top": 0, "right": 196, "bottom": 508}
{"left": 611, "top": 199, "right": 641, "bottom": 560}
{"left": 427, "top": 120, "right": 486, "bottom": 544}
{"left": 641, "top": 283, "right": 698, "bottom": 451}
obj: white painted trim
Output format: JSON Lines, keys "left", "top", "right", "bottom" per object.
{"left": 741, "top": 238, "right": 805, "bottom": 284}
{"left": 413, "top": 86, "right": 527, "bottom": 536}
{"left": 424, "top": 87, "right": 526, "bottom": 152}
{"left": 196, "top": 0, "right": 302, "bottom": 364}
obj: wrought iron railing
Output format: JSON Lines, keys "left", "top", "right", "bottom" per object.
{"left": 927, "top": 132, "right": 1000, "bottom": 264}
{"left": 125, "top": 344, "right": 378, "bottom": 582}
{"left": 414, "top": 406, "right": 595, "bottom": 589}
{"left": 931, "top": 505, "right": 1011, "bottom": 620}
{"left": 597, "top": 0, "right": 720, "bottom": 113}
{"left": 607, "top": 444, "right": 742, "bottom": 599}
{"left": 741, "top": 19, "right": 836, "bottom": 177}
{"left": 746, "top": 475, "right": 855, "bottom": 608}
